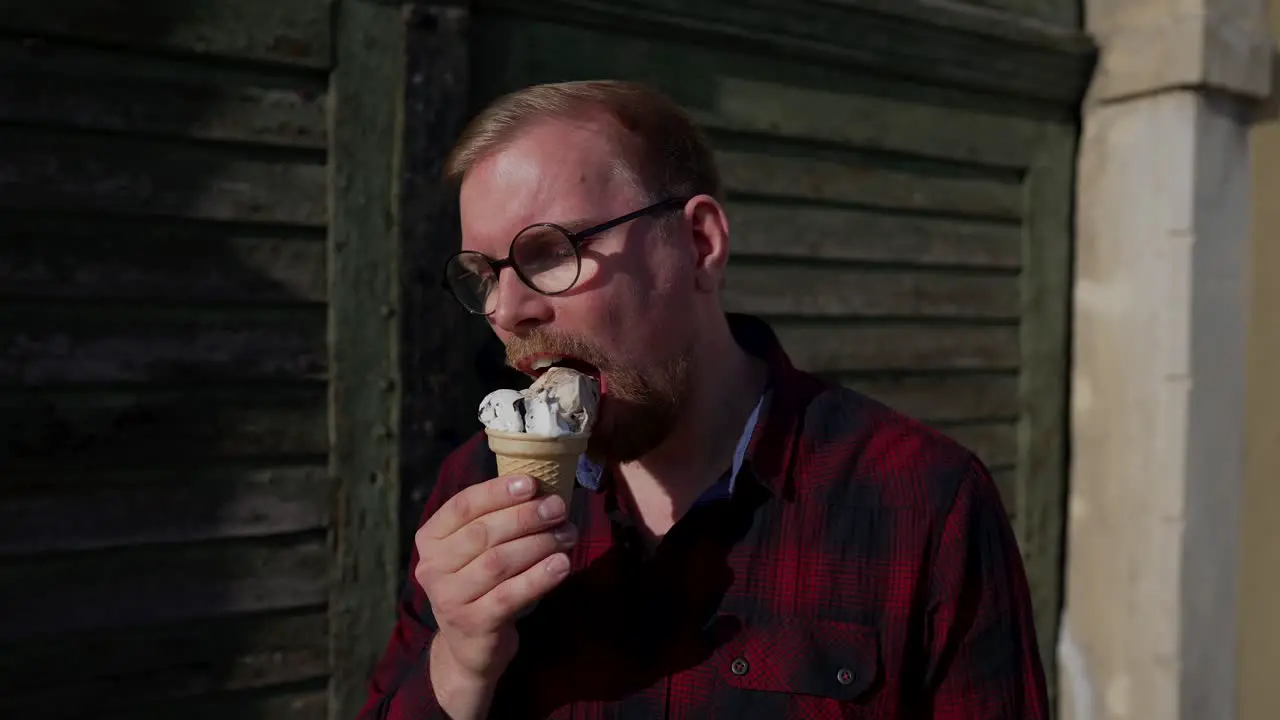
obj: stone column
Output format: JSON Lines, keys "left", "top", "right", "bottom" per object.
{"left": 1061, "top": 0, "right": 1276, "bottom": 718}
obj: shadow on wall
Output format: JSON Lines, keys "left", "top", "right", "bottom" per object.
{"left": 397, "top": 3, "right": 528, "bottom": 575}
{"left": 0, "top": 1, "right": 335, "bottom": 717}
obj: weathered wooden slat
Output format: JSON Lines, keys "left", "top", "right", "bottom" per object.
{"left": 0, "top": 0, "right": 333, "bottom": 68}
{"left": 1, "top": 387, "right": 329, "bottom": 468}
{"left": 992, "top": 466, "right": 1017, "bottom": 518}
{"left": 726, "top": 201, "right": 1022, "bottom": 268}
{"left": 717, "top": 149, "right": 1024, "bottom": 219}
{"left": 473, "top": 0, "right": 1093, "bottom": 105}
{"left": 0, "top": 609, "right": 328, "bottom": 713}
{"left": 0, "top": 535, "right": 329, "bottom": 640}
{"left": 0, "top": 221, "right": 327, "bottom": 302}
{"left": 842, "top": 373, "right": 1019, "bottom": 423}
{"left": 0, "top": 69, "right": 328, "bottom": 148}
{"left": 468, "top": 14, "right": 1049, "bottom": 167}
{"left": 0, "top": 130, "right": 327, "bottom": 225}
{"left": 692, "top": 76, "right": 1042, "bottom": 168}
{"left": 329, "top": 2, "right": 408, "bottom": 717}
{"left": 815, "top": 0, "right": 1080, "bottom": 32}
{"left": 810, "top": 0, "right": 1081, "bottom": 38}
{"left": 97, "top": 689, "right": 327, "bottom": 720}
{"left": 775, "top": 322, "right": 1021, "bottom": 372}
{"left": 1016, "top": 120, "right": 1076, "bottom": 689}
{"left": 724, "top": 264, "right": 1020, "bottom": 319}
{"left": 0, "top": 306, "right": 327, "bottom": 385}
{"left": 0, "top": 466, "right": 332, "bottom": 555}
{"left": 939, "top": 422, "right": 1017, "bottom": 467}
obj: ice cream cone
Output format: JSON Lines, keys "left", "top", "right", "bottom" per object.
{"left": 485, "top": 428, "right": 587, "bottom": 507}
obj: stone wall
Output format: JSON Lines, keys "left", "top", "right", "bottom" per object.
{"left": 1062, "top": 0, "right": 1277, "bottom": 717}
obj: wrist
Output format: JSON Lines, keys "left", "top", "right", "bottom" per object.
{"left": 430, "top": 636, "right": 496, "bottom": 720}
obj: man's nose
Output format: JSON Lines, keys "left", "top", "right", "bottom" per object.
{"left": 489, "top": 269, "right": 553, "bottom": 334}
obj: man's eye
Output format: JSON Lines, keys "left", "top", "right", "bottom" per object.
{"left": 517, "top": 231, "right": 574, "bottom": 263}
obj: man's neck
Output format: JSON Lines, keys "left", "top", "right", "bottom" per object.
{"left": 613, "top": 314, "right": 767, "bottom": 538}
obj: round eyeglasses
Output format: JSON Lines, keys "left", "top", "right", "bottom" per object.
{"left": 443, "top": 197, "right": 689, "bottom": 316}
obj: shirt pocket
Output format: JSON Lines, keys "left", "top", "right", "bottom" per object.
{"left": 711, "top": 617, "right": 881, "bottom": 719}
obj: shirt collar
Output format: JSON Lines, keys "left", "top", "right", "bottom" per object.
{"left": 573, "top": 313, "right": 823, "bottom": 498}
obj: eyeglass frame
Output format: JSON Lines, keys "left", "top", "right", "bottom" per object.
{"left": 441, "top": 196, "right": 692, "bottom": 316}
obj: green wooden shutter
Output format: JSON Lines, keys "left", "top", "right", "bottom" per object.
{"left": 0, "top": 1, "right": 404, "bottom": 717}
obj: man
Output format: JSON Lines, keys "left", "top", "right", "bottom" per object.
{"left": 361, "top": 80, "right": 1047, "bottom": 719}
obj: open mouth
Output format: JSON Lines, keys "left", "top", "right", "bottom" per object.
{"left": 517, "top": 353, "right": 605, "bottom": 392}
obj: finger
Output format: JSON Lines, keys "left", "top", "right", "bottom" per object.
{"left": 422, "top": 474, "right": 536, "bottom": 540}
{"left": 449, "top": 527, "right": 577, "bottom": 605}
{"left": 433, "top": 494, "right": 571, "bottom": 575}
{"left": 474, "top": 552, "right": 573, "bottom": 625}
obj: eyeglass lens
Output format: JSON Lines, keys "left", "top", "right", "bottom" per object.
{"left": 445, "top": 224, "right": 580, "bottom": 314}
{"left": 444, "top": 252, "right": 497, "bottom": 314}
{"left": 511, "top": 226, "right": 579, "bottom": 294}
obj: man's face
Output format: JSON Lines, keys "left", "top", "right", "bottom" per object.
{"left": 458, "top": 118, "right": 698, "bottom": 462}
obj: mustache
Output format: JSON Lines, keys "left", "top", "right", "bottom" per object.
{"left": 504, "top": 330, "right": 610, "bottom": 370}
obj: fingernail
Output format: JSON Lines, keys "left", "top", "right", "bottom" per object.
{"left": 537, "top": 495, "right": 565, "bottom": 521}
{"left": 546, "top": 554, "right": 570, "bottom": 575}
{"left": 552, "top": 524, "right": 577, "bottom": 544}
{"left": 508, "top": 476, "right": 533, "bottom": 497}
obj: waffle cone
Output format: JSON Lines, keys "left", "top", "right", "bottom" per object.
{"left": 486, "top": 429, "right": 588, "bottom": 507}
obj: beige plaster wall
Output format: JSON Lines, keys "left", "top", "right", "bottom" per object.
{"left": 1237, "top": 2, "right": 1280, "bottom": 717}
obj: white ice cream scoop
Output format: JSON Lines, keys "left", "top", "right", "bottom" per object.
{"left": 477, "top": 388, "right": 525, "bottom": 433}
{"left": 523, "top": 367, "right": 599, "bottom": 437}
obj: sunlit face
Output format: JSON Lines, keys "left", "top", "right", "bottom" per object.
{"left": 458, "top": 117, "right": 700, "bottom": 462}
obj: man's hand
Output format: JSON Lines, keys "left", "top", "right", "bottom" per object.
{"left": 415, "top": 474, "right": 577, "bottom": 719}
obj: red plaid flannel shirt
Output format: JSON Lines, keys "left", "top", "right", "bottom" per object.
{"left": 361, "top": 314, "right": 1048, "bottom": 719}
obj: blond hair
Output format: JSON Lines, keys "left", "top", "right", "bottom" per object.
{"left": 444, "top": 80, "right": 723, "bottom": 203}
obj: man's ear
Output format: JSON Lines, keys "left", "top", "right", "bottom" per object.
{"left": 684, "top": 194, "right": 730, "bottom": 293}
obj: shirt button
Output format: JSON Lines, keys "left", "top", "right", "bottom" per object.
{"left": 730, "top": 658, "right": 750, "bottom": 676}
{"left": 836, "top": 667, "right": 856, "bottom": 685}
